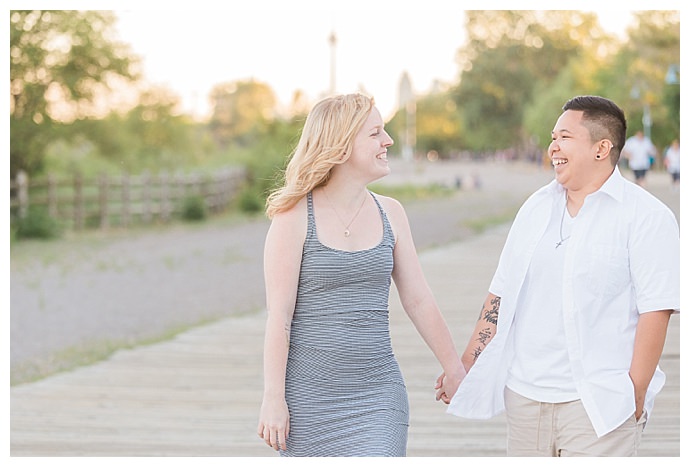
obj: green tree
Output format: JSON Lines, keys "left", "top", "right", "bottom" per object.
{"left": 523, "top": 11, "right": 680, "bottom": 153}
{"left": 389, "top": 91, "right": 464, "bottom": 159}
{"left": 208, "top": 79, "right": 277, "bottom": 148}
{"left": 40, "top": 88, "right": 199, "bottom": 177}
{"left": 522, "top": 43, "right": 613, "bottom": 149}
{"left": 599, "top": 11, "right": 680, "bottom": 146}
{"left": 89, "top": 87, "right": 204, "bottom": 171}
{"left": 233, "top": 114, "right": 305, "bottom": 212}
{"left": 119, "top": 87, "right": 202, "bottom": 170}
{"left": 522, "top": 64, "right": 581, "bottom": 151}
{"left": 452, "top": 10, "right": 608, "bottom": 151}
{"left": 10, "top": 10, "right": 139, "bottom": 176}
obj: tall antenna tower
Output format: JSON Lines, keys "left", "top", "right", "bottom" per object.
{"left": 328, "top": 30, "right": 337, "bottom": 95}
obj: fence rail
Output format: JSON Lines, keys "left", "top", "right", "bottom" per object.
{"left": 9, "top": 167, "right": 246, "bottom": 230}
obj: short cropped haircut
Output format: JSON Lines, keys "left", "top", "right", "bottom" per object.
{"left": 562, "top": 95, "right": 627, "bottom": 165}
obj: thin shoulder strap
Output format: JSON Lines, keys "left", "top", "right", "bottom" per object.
{"left": 370, "top": 192, "right": 395, "bottom": 244}
{"left": 305, "top": 192, "right": 316, "bottom": 240}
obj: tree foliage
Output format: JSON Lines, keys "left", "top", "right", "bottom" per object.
{"left": 607, "top": 11, "right": 680, "bottom": 143}
{"left": 10, "top": 10, "right": 139, "bottom": 176}
{"left": 208, "top": 79, "right": 277, "bottom": 148}
{"left": 63, "top": 87, "right": 205, "bottom": 173}
{"left": 414, "top": 95, "right": 465, "bottom": 158}
{"left": 9, "top": 9, "right": 680, "bottom": 190}
{"left": 451, "top": 10, "right": 609, "bottom": 151}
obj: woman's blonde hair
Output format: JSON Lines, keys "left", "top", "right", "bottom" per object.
{"left": 265, "top": 93, "right": 374, "bottom": 218}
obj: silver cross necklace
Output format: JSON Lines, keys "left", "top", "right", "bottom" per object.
{"left": 555, "top": 195, "right": 571, "bottom": 249}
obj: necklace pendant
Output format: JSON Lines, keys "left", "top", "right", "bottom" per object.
{"left": 344, "top": 229, "right": 350, "bottom": 237}
{"left": 555, "top": 241, "right": 562, "bottom": 249}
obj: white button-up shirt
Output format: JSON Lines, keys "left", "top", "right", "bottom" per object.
{"left": 447, "top": 166, "right": 680, "bottom": 437}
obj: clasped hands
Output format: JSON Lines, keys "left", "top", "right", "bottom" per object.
{"left": 434, "top": 366, "right": 467, "bottom": 404}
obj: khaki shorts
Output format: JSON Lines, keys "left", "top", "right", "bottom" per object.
{"left": 504, "top": 387, "right": 645, "bottom": 456}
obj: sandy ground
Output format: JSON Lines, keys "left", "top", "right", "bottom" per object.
{"left": 10, "top": 158, "right": 680, "bottom": 384}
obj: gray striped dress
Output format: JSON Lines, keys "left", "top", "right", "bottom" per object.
{"left": 281, "top": 191, "right": 409, "bottom": 457}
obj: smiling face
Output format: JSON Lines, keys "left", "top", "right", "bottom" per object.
{"left": 548, "top": 109, "right": 603, "bottom": 192}
{"left": 347, "top": 107, "right": 393, "bottom": 183}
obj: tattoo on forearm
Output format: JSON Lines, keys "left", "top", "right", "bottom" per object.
{"left": 471, "top": 328, "right": 493, "bottom": 362}
{"left": 472, "top": 346, "right": 482, "bottom": 362}
{"left": 482, "top": 296, "right": 500, "bottom": 325}
{"left": 477, "top": 327, "right": 492, "bottom": 346}
{"left": 471, "top": 297, "right": 500, "bottom": 362}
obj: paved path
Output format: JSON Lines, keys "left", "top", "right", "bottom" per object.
{"left": 10, "top": 161, "right": 681, "bottom": 457}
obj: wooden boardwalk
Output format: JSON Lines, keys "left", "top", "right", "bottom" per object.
{"left": 10, "top": 223, "right": 680, "bottom": 457}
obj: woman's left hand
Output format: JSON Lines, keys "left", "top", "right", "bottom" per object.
{"left": 434, "top": 367, "right": 465, "bottom": 404}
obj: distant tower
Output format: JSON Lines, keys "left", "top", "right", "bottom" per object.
{"left": 328, "top": 30, "right": 337, "bottom": 95}
{"left": 398, "top": 72, "right": 416, "bottom": 161}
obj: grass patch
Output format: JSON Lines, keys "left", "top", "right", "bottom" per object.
{"left": 369, "top": 182, "right": 456, "bottom": 201}
{"left": 10, "top": 317, "right": 221, "bottom": 386}
{"left": 461, "top": 208, "right": 519, "bottom": 234}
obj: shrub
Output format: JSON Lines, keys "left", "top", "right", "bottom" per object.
{"left": 236, "top": 186, "right": 264, "bottom": 214}
{"left": 13, "top": 206, "right": 62, "bottom": 240}
{"left": 180, "top": 195, "right": 207, "bottom": 221}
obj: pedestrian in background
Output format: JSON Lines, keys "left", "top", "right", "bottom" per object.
{"left": 438, "top": 95, "right": 680, "bottom": 457}
{"left": 258, "top": 93, "right": 464, "bottom": 457}
{"left": 621, "top": 129, "right": 657, "bottom": 187}
{"left": 664, "top": 138, "right": 680, "bottom": 191}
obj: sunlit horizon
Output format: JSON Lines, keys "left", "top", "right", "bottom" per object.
{"left": 112, "top": 7, "right": 640, "bottom": 122}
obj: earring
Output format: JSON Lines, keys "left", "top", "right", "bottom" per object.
{"left": 596, "top": 154, "right": 601, "bottom": 159}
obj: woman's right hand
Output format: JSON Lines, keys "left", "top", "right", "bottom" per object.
{"left": 257, "top": 397, "right": 290, "bottom": 451}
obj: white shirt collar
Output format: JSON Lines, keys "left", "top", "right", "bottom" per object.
{"left": 548, "top": 165, "right": 626, "bottom": 204}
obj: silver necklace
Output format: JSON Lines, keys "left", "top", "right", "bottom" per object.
{"left": 324, "top": 189, "right": 368, "bottom": 237}
{"left": 555, "top": 196, "right": 571, "bottom": 249}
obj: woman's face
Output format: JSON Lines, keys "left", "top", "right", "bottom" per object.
{"left": 347, "top": 107, "right": 394, "bottom": 182}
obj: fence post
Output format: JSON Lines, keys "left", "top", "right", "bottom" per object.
{"left": 99, "top": 173, "right": 109, "bottom": 229}
{"left": 159, "top": 172, "right": 169, "bottom": 221}
{"left": 47, "top": 174, "right": 58, "bottom": 218}
{"left": 121, "top": 173, "right": 130, "bottom": 228}
{"left": 16, "top": 170, "right": 29, "bottom": 218}
{"left": 142, "top": 171, "right": 152, "bottom": 224}
{"left": 9, "top": 166, "right": 247, "bottom": 232}
{"left": 74, "top": 172, "right": 84, "bottom": 230}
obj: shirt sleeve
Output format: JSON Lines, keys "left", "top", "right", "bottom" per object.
{"left": 629, "top": 206, "right": 680, "bottom": 314}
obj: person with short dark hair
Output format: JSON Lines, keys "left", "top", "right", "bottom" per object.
{"left": 438, "top": 95, "right": 680, "bottom": 457}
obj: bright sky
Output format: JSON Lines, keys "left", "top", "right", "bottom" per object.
{"left": 109, "top": 0, "right": 665, "bottom": 121}
{"left": 9, "top": 0, "right": 681, "bottom": 122}
{"left": 113, "top": 3, "right": 467, "bottom": 120}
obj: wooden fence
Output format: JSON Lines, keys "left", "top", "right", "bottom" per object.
{"left": 9, "top": 167, "right": 247, "bottom": 230}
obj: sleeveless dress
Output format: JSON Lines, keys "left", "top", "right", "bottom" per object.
{"left": 281, "top": 191, "right": 410, "bottom": 457}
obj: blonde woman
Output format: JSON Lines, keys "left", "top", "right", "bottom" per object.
{"left": 257, "top": 93, "right": 464, "bottom": 456}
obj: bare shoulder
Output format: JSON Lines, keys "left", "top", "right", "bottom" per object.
{"left": 267, "top": 196, "right": 308, "bottom": 244}
{"left": 370, "top": 192, "right": 410, "bottom": 241}
{"left": 371, "top": 192, "right": 407, "bottom": 219}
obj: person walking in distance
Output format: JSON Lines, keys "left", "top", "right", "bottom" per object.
{"left": 437, "top": 95, "right": 679, "bottom": 457}
{"left": 621, "top": 129, "right": 657, "bottom": 187}
{"left": 663, "top": 138, "right": 680, "bottom": 191}
{"left": 257, "top": 93, "right": 464, "bottom": 457}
